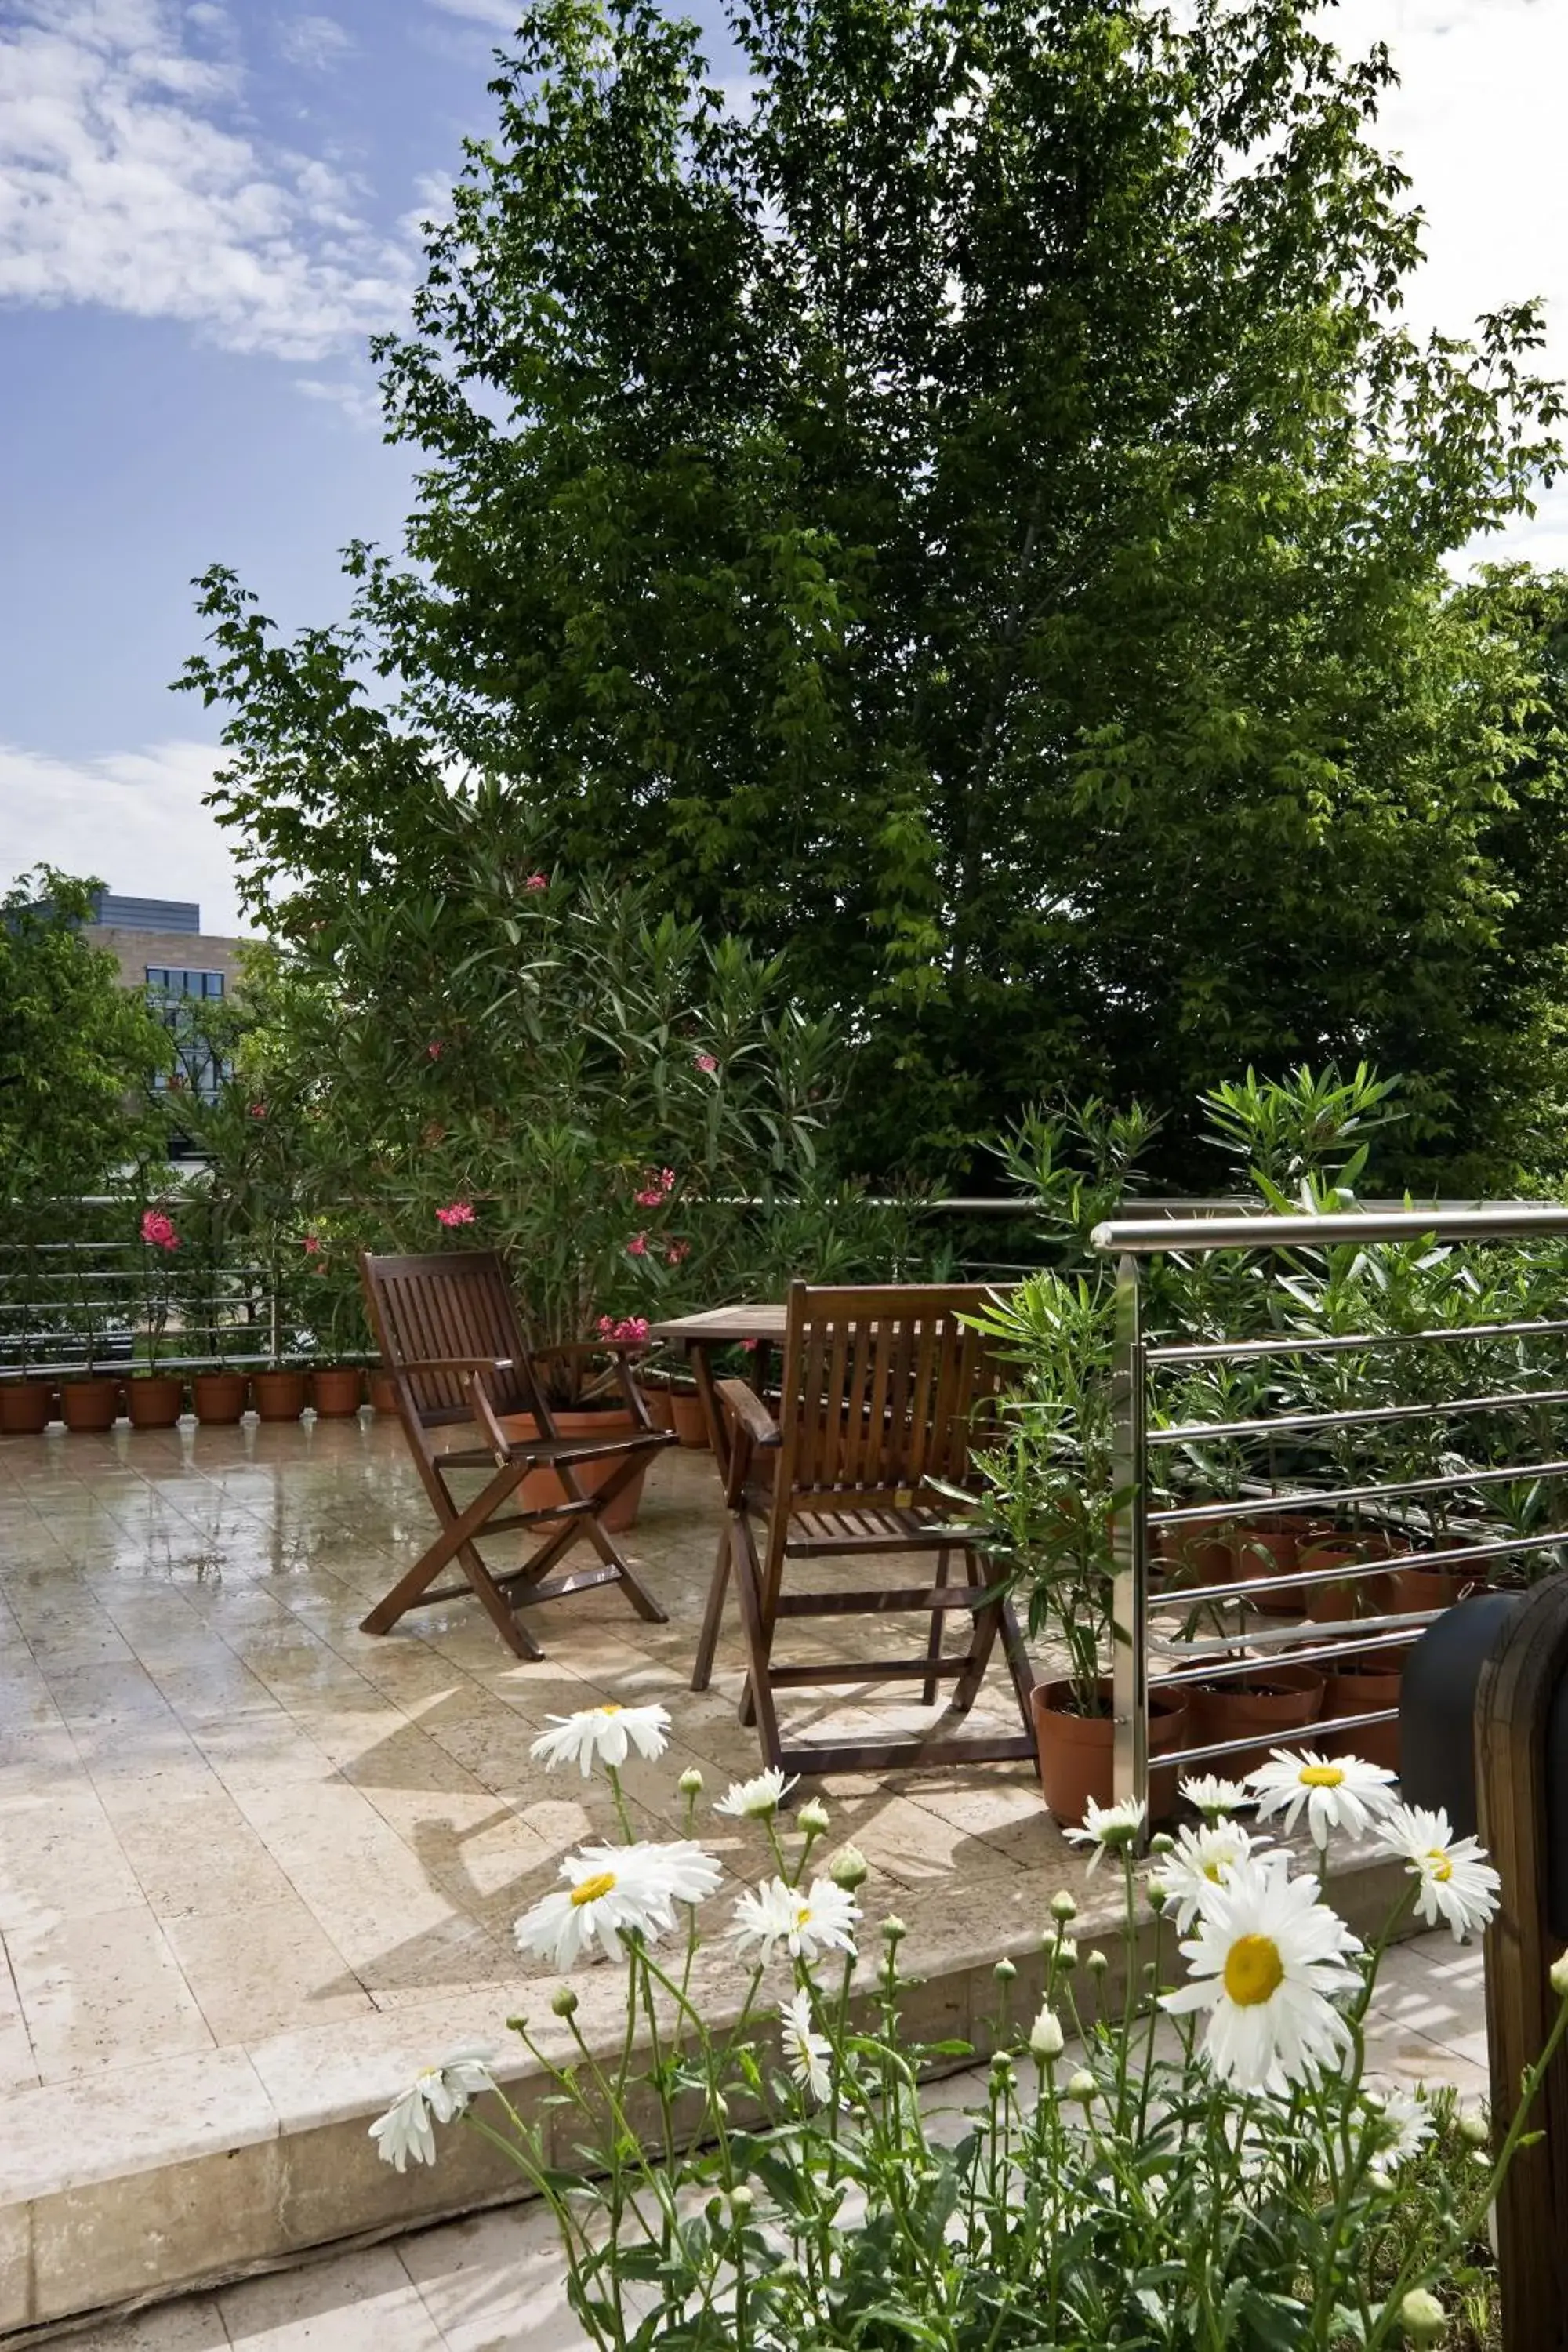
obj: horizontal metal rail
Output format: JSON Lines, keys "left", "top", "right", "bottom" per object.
{"left": 1172, "top": 1708, "right": 1399, "bottom": 1771}
{"left": 1156, "top": 1526, "right": 1568, "bottom": 1613}
{"left": 1152, "top": 1457, "right": 1568, "bottom": 1526}
{"left": 1149, "top": 1315, "right": 1568, "bottom": 1366}
{"left": 1149, "top": 1385, "right": 1568, "bottom": 1446}
{"left": 1096, "top": 1206, "right": 1568, "bottom": 1254}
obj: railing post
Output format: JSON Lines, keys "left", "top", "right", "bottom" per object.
{"left": 1112, "top": 1250, "right": 1148, "bottom": 1814}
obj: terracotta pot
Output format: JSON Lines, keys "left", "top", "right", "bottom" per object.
{"left": 0, "top": 1378, "right": 54, "bottom": 1434}
{"left": 641, "top": 1381, "right": 674, "bottom": 1433}
{"left": 60, "top": 1377, "right": 121, "bottom": 1432}
{"left": 501, "top": 1409, "right": 652, "bottom": 1533}
{"left": 1391, "top": 1560, "right": 1490, "bottom": 1616}
{"left": 1229, "top": 1513, "right": 1312, "bottom": 1615}
{"left": 670, "top": 1387, "right": 710, "bottom": 1450}
{"left": 1301, "top": 1535, "right": 1395, "bottom": 1624}
{"left": 368, "top": 1370, "right": 399, "bottom": 1416}
{"left": 1029, "top": 1676, "right": 1189, "bottom": 1830}
{"left": 1152, "top": 1515, "right": 1236, "bottom": 1591}
{"left": 1185, "top": 1661, "right": 1326, "bottom": 1779}
{"left": 252, "top": 1370, "right": 309, "bottom": 1422}
{"left": 191, "top": 1370, "right": 249, "bottom": 1425}
{"left": 1324, "top": 1649, "right": 1405, "bottom": 1773}
{"left": 126, "top": 1374, "right": 185, "bottom": 1428}
{"left": 310, "top": 1366, "right": 365, "bottom": 1417}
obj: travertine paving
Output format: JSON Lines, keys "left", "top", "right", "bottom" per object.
{"left": 0, "top": 1414, "right": 1048, "bottom": 2103}
{"left": 55, "top": 1933, "right": 1490, "bottom": 2350}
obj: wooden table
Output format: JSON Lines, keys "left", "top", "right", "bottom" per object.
{"left": 648, "top": 1302, "right": 786, "bottom": 1690}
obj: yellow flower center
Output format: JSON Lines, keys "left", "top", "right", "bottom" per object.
{"left": 1424, "top": 1849, "right": 1454, "bottom": 1883}
{"left": 596, "top": 1704, "right": 622, "bottom": 1718}
{"left": 1203, "top": 1861, "right": 1225, "bottom": 1882}
{"left": 1298, "top": 1765, "right": 1345, "bottom": 1788}
{"left": 795, "top": 1903, "right": 812, "bottom": 1926}
{"left": 571, "top": 1871, "right": 617, "bottom": 1907}
{"left": 1223, "top": 1933, "right": 1285, "bottom": 2009}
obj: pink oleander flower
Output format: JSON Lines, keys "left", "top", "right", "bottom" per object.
{"left": 436, "top": 1202, "right": 475, "bottom": 1228}
{"left": 302, "top": 1234, "right": 321, "bottom": 1256}
{"left": 694, "top": 1052, "right": 717, "bottom": 1076}
{"left": 633, "top": 1165, "right": 678, "bottom": 1207}
{"left": 595, "top": 1316, "right": 615, "bottom": 1338}
{"left": 666, "top": 1240, "right": 691, "bottom": 1265}
{"left": 426, "top": 1040, "right": 444, "bottom": 1060}
{"left": 613, "top": 1316, "right": 649, "bottom": 1344}
{"left": 249, "top": 1100, "right": 267, "bottom": 1119}
{"left": 739, "top": 1337, "right": 757, "bottom": 1352}
{"left": 633, "top": 1187, "right": 664, "bottom": 1208}
{"left": 524, "top": 872, "right": 549, "bottom": 891}
{"left": 140, "top": 1209, "right": 180, "bottom": 1252}
{"left": 626, "top": 1232, "right": 648, "bottom": 1257}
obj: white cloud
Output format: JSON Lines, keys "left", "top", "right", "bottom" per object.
{"left": 423, "top": 0, "right": 521, "bottom": 29}
{"left": 0, "top": 738, "right": 250, "bottom": 935}
{"left": 276, "top": 13, "right": 354, "bottom": 71}
{"left": 0, "top": 0, "right": 412, "bottom": 358}
{"left": 294, "top": 371, "right": 383, "bottom": 429}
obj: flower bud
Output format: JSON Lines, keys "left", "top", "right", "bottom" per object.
{"left": 729, "top": 2186, "right": 753, "bottom": 2217}
{"left": 1551, "top": 1948, "right": 1568, "bottom": 1999}
{"left": 994, "top": 1957, "right": 1017, "bottom": 1984}
{"left": 1065, "top": 2069, "right": 1096, "bottom": 2105}
{"left": 678, "top": 1766, "right": 704, "bottom": 1797}
{"left": 829, "top": 1842, "right": 869, "bottom": 1891}
{"left": 1149, "top": 1832, "right": 1175, "bottom": 1856}
{"left": 550, "top": 1984, "right": 579, "bottom": 2017}
{"left": 1054, "top": 1938, "right": 1079, "bottom": 1972}
{"left": 1087, "top": 1948, "right": 1109, "bottom": 1976}
{"left": 1396, "top": 2287, "right": 1446, "bottom": 2344}
{"left": 1029, "top": 2005, "right": 1065, "bottom": 2060}
{"left": 882, "top": 1915, "right": 907, "bottom": 1944}
{"left": 798, "top": 1797, "right": 831, "bottom": 1837}
{"left": 1457, "top": 2109, "right": 1490, "bottom": 2148}
{"left": 1049, "top": 1890, "right": 1077, "bottom": 1921}
{"left": 1147, "top": 1882, "right": 1168, "bottom": 1913}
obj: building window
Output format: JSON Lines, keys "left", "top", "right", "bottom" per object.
{"left": 147, "top": 969, "right": 229, "bottom": 1110}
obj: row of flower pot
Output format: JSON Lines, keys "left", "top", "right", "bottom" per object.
{"left": 1030, "top": 1648, "right": 1407, "bottom": 1830}
{"left": 0, "top": 1365, "right": 372, "bottom": 1435}
{"left": 1153, "top": 1511, "right": 1487, "bottom": 1621}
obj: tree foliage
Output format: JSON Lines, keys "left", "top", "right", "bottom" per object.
{"left": 0, "top": 870, "right": 170, "bottom": 1203}
{"left": 180, "top": 0, "right": 1568, "bottom": 1185}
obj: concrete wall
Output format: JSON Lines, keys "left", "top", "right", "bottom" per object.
{"left": 85, "top": 927, "right": 250, "bottom": 993}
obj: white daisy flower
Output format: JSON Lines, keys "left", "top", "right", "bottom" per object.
{"left": 1062, "top": 1795, "right": 1146, "bottom": 1871}
{"left": 514, "top": 1839, "right": 721, "bottom": 1969}
{"left": 1162, "top": 1853, "right": 1362, "bottom": 2090}
{"left": 1364, "top": 2085, "right": 1434, "bottom": 2169}
{"left": 716, "top": 1766, "right": 797, "bottom": 1818}
{"left": 728, "top": 1873, "right": 858, "bottom": 1965}
{"left": 1149, "top": 1820, "right": 1273, "bottom": 1932}
{"left": 1247, "top": 1748, "right": 1397, "bottom": 1849}
{"left": 1180, "top": 1775, "right": 1253, "bottom": 1822}
{"left": 1375, "top": 1804, "right": 1501, "bottom": 1942}
{"left": 369, "top": 2048, "right": 494, "bottom": 2171}
{"left": 529, "top": 1702, "right": 670, "bottom": 1777}
{"left": 779, "top": 1987, "right": 833, "bottom": 2100}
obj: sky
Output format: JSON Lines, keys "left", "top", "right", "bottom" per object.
{"left": 1, "top": 0, "right": 1565, "bottom": 938}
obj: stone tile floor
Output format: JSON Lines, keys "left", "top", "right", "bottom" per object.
{"left": 56, "top": 1931, "right": 1489, "bottom": 2350}
{"left": 0, "top": 1413, "right": 1050, "bottom": 2114}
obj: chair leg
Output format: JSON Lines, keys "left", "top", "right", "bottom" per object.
{"left": 952, "top": 1548, "right": 1005, "bottom": 1715}
{"left": 727, "top": 1511, "right": 784, "bottom": 1769}
{"left": 691, "top": 1526, "right": 731, "bottom": 1692}
{"left": 921, "top": 1545, "right": 949, "bottom": 1705}
{"left": 359, "top": 1459, "right": 531, "bottom": 1638}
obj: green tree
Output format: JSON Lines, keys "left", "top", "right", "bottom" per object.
{"left": 0, "top": 870, "right": 170, "bottom": 1203}
{"left": 180, "top": 0, "right": 1568, "bottom": 1184}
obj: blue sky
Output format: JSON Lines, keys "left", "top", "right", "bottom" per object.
{"left": 1, "top": 0, "right": 1564, "bottom": 935}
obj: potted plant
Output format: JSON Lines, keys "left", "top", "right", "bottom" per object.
{"left": 301, "top": 1238, "right": 368, "bottom": 1417}
{"left": 125, "top": 1204, "right": 186, "bottom": 1428}
{"left": 0, "top": 1213, "right": 55, "bottom": 1432}
{"left": 966, "top": 1274, "right": 1187, "bottom": 1826}
{"left": 58, "top": 1202, "right": 121, "bottom": 1432}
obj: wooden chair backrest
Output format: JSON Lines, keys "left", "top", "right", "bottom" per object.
{"left": 773, "top": 1282, "right": 1007, "bottom": 1508}
{"left": 360, "top": 1250, "right": 540, "bottom": 1433}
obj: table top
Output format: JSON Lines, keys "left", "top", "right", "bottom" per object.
{"left": 648, "top": 1301, "right": 788, "bottom": 1345}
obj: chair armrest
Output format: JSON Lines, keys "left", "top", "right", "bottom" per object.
{"left": 715, "top": 1377, "right": 781, "bottom": 1449}
{"left": 393, "top": 1356, "right": 514, "bottom": 1374}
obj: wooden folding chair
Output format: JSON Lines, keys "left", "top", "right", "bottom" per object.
{"left": 703, "top": 1281, "right": 1035, "bottom": 1777}
{"left": 358, "top": 1250, "right": 672, "bottom": 1660}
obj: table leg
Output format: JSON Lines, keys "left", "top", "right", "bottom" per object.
{"left": 688, "top": 1341, "right": 739, "bottom": 1695}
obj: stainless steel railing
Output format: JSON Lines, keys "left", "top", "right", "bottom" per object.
{"left": 1092, "top": 1205, "right": 1568, "bottom": 1811}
